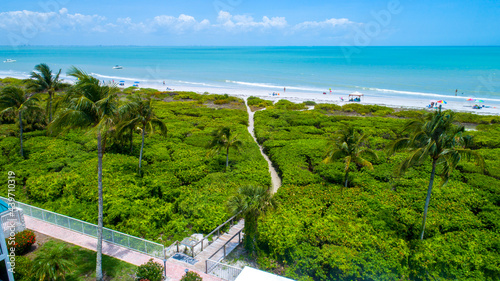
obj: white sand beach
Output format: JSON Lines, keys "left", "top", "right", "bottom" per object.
{"left": 128, "top": 79, "right": 500, "bottom": 116}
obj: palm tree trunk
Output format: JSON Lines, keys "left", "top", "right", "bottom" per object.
{"left": 420, "top": 159, "right": 437, "bottom": 240}
{"left": 19, "top": 110, "right": 24, "bottom": 157}
{"left": 139, "top": 124, "right": 145, "bottom": 174}
{"left": 96, "top": 131, "right": 104, "bottom": 281}
{"left": 48, "top": 91, "right": 53, "bottom": 123}
{"left": 226, "top": 145, "right": 230, "bottom": 171}
{"left": 129, "top": 127, "right": 134, "bottom": 154}
{"left": 344, "top": 170, "right": 349, "bottom": 188}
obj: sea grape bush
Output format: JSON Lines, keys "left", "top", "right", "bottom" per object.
{"left": 180, "top": 271, "right": 203, "bottom": 281}
{"left": 253, "top": 107, "right": 500, "bottom": 280}
{"left": 247, "top": 96, "right": 273, "bottom": 109}
{"left": 0, "top": 87, "right": 270, "bottom": 244}
{"left": 136, "top": 259, "right": 164, "bottom": 281}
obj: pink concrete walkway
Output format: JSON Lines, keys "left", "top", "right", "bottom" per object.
{"left": 26, "top": 216, "right": 222, "bottom": 281}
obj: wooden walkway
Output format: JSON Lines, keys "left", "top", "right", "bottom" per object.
{"left": 188, "top": 219, "right": 245, "bottom": 273}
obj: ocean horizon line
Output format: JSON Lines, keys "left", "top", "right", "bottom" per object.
{"left": 1, "top": 45, "right": 499, "bottom": 48}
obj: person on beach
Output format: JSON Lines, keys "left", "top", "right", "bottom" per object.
{"left": 284, "top": 87, "right": 286, "bottom": 92}
{"left": 455, "top": 89, "right": 458, "bottom": 96}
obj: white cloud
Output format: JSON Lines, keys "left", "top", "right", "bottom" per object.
{"left": 0, "top": 8, "right": 360, "bottom": 43}
{"left": 216, "top": 11, "right": 287, "bottom": 31}
{"left": 0, "top": 9, "right": 106, "bottom": 33}
{"left": 151, "top": 14, "right": 208, "bottom": 33}
{"left": 293, "top": 18, "right": 357, "bottom": 31}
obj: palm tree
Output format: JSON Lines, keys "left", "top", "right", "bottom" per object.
{"left": 323, "top": 126, "right": 378, "bottom": 188}
{"left": 32, "top": 243, "right": 74, "bottom": 281}
{"left": 50, "top": 66, "right": 118, "bottom": 281}
{"left": 117, "top": 94, "right": 167, "bottom": 174}
{"left": 0, "top": 86, "right": 40, "bottom": 157}
{"left": 208, "top": 127, "right": 243, "bottom": 171}
{"left": 227, "top": 185, "right": 275, "bottom": 254}
{"left": 29, "top": 63, "right": 62, "bottom": 123}
{"left": 115, "top": 95, "right": 139, "bottom": 154}
{"left": 388, "top": 107, "right": 485, "bottom": 240}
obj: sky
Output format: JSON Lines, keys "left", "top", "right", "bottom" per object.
{"left": 0, "top": 0, "right": 499, "bottom": 46}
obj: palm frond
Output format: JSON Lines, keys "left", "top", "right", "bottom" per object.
{"left": 353, "top": 156, "right": 374, "bottom": 170}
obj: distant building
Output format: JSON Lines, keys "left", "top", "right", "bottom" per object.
{"left": 0, "top": 200, "right": 26, "bottom": 281}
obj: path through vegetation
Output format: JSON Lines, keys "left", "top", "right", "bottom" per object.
{"left": 245, "top": 100, "right": 282, "bottom": 193}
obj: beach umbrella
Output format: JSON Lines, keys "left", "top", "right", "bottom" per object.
{"left": 466, "top": 98, "right": 474, "bottom": 101}
{"left": 134, "top": 81, "right": 140, "bottom": 84}
{"left": 119, "top": 81, "right": 125, "bottom": 83}
{"left": 476, "top": 99, "right": 484, "bottom": 103}
{"left": 437, "top": 100, "right": 447, "bottom": 104}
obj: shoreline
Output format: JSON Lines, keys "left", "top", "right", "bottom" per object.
{"left": 2, "top": 73, "right": 500, "bottom": 116}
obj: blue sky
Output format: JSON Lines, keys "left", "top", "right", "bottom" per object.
{"left": 1, "top": 0, "right": 499, "bottom": 46}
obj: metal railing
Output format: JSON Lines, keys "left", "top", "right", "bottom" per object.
{"left": 0, "top": 207, "right": 26, "bottom": 237}
{"left": 205, "top": 228, "right": 243, "bottom": 281}
{"left": 0, "top": 196, "right": 165, "bottom": 259}
{"left": 206, "top": 260, "right": 243, "bottom": 281}
{"left": 189, "top": 211, "right": 242, "bottom": 258}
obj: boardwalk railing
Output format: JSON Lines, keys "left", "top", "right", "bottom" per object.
{"left": 0, "top": 207, "right": 26, "bottom": 237}
{"left": 205, "top": 228, "right": 243, "bottom": 280}
{"left": 206, "top": 260, "right": 243, "bottom": 281}
{"left": 0, "top": 196, "right": 165, "bottom": 259}
{"left": 189, "top": 211, "right": 242, "bottom": 258}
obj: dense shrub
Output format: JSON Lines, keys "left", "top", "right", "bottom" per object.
{"left": 7, "top": 229, "right": 36, "bottom": 255}
{"left": 273, "top": 99, "right": 306, "bottom": 110}
{"left": 0, "top": 99, "right": 269, "bottom": 244}
{"left": 180, "top": 271, "right": 203, "bottom": 281}
{"left": 136, "top": 259, "right": 164, "bottom": 281}
{"left": 253, "top": 107, "right": 499, "bottom": 280}
{"left": 247, "top": 96, "right": 273, "bottom": 108}
{"left": 13, "top": 256, "right": 33, "bottom": 280}
{"left": 315, "top": 103, "right": 341, "bottom": 112}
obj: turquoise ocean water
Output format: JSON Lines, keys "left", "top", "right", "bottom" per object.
{"left": 1, "top": 46, "right": 499, "bottom": 105}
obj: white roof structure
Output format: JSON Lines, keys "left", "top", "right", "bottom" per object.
{"left": 235, "top": 266, "right": 295, "bottom": 281}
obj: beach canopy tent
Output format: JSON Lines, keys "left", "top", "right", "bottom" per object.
{"left": 348, "top": 92, "right": 363, "bottom": 102}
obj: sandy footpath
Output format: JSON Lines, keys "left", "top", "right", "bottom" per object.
{"left": 245, "top": 99, "right": 282, "bottom": 194}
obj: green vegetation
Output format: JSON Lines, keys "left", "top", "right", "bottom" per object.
{"left": 2, "top": 73, "right": 499, "bottom": 280}
{"left": 180, "top": 271, "right": 203, "bottom": 281}
{"left": 7, "top": 229, "right": 36, "bottom": 255}
{"left": 19, "top": 239, "right": 136, "bottom": 280}
{"left": 388, "top": 108, "right": 485, "bottom": 240}
{"left": 323, "top": 126, "right": 378, "bottom": 188}
{"left": 271, "top": 99, "right": 307, "bottom": 111}
{"left": 0, "top": 86, "right": 41, "bottom": 157}
{"left": 136, "top": 259, "right": 164, "bottom": 281}
{"left": 247, "top": 96, "right": 273, "bottom": 110}
{"left": 253, "top": 107, "right": 500, "bottom": 280}
{"left": 28, "top": 63, "right": 63, "bottom": 123}
{"left": 117, "top": 94, "right": 167, "bottom": 174}
{"left": 208, "top": 127, "right": 243, "bottom": 170}
{"left": 0, "top": 76, "right": 270, "bottom": 248}
{"left": 32, "top": 243, "right": 74, "bottom": 280}
{"left": 227, "top": 185, "right": 275, "bottom": 254}
{"left": 50, "top": 66, "right": 120, "bottom": 280}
